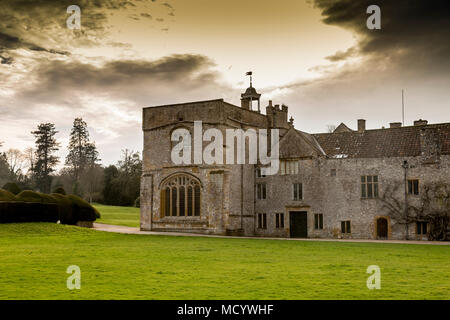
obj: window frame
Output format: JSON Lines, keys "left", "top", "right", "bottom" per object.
{"left": 314, "top": 214, "right": 324, "bottom": 230}
{"left": 341, "top": 220, "right": 351, "bottom": 234}
{"left": 280, "top": 160, "right": 299, "bottom": 175}
{"left": 275, "top": 213, "right": 284, "bottom": 228}
{"left": 257, "top": 213, "right": 267, "bottom": 229}
{"left": 160, "top": 174, "right": 201, "bottom": 218}
{"left": 256, "top": 183, "right": 267, "bottom": 200}
{"left": 361, "top": 175, "right": 379, "bottom": 199}
{"left": 293, "top": 183, "right": 303, "bottom": 201}
{"left": 408, "top": 179, "right": 419, "bottom": 195}
{"left": 416, "top": 221, "right": 428, "bottom": 235}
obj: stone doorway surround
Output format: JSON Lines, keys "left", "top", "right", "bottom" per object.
{"left": 285, "top": 205, "right": 310, "bottom": 238}
{"left": 374, "top": 216, "right": 392, "bottom": 240}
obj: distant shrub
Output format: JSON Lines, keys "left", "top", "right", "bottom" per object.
{"left": 2, "top": 182, "right": 21, "bottom": 195}
{"left": 134, "top": 196, "right": 140, "bottom": 208}
{"left": 52, "top": 187, "right": 66, "bottom": 195}
{"left": 0, "top": 189, "right": 17, "bottom": 202}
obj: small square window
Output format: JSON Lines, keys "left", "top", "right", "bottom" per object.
{"left": 341, "top": 221, "right": 351, "bottom": 233}
{"left": 258, "top": 213, "right": 267, "bottom": 229}
{"left": 314, "top": 214, "right": 323, "bottom": 230}
{"left": 256, "top": 183, "right": 267, "bottom": 200}
{"left": 417, "top": 221, "right": 427, "bottom": 235}
{"left": 275, "top": 213, "right": 284, "bottom": 228}
{"left": 331, "top": 169, "right": 336, "bottom": 177}
{"left": 408, "top": 180, "right": 419, "bottom": 195}
{"left": 293, "top": 183, "right": 303, "bottom": 201}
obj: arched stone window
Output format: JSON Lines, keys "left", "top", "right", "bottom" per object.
{"left": 160, "top": 174, "right": 201, "bottom": 217}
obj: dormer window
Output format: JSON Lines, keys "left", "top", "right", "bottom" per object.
{"left": 280, "top": 160, "right": 299, "bottom": 175}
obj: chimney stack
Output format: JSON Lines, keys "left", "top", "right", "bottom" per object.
{"left": 414, "top": 119, "right": 428, "bottom": 126}
{"left": 357, "top": 119, "right": 366, "bottom": 133}
{"left": 390, "top": 122, "right": 402, "bottom": 128}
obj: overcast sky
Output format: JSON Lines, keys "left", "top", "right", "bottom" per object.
{"left": 1, "top": 0, "right": 449, "bottom": 167}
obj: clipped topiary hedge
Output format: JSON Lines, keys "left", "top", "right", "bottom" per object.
{"left": 51, "top": 193, "right": 76, "bottom": 225}
{"left": 2, "top": 182, "right": 21, "bottom": 195}
{"left": 67, "top": 195, "right": 97, "bottom": 222}
{"left": 0, "top": 189, "right": 97, "bottom": 225}
{"left": 52, "top": 187, "right": 66, "bottom": 195}
{"left": 0, "top": 190, "right": 59, "bottom": 223}
{"left": 16, "top": 190, "right": 56, "bottom": 204}
{"left": 0, "top": 189, "right": 17, "bottom": 202}
{"left": 94, "top": 207, "right": 101, "bottom": 219}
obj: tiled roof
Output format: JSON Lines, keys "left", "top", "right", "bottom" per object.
{"left": 333, "top": 123, "right": 353, "bottom": 133}
{"left": 313, "top": 123, "right": 450, "bottom": 158}
{"left": 279, "top": 128, "right": 326, "bottom": 159}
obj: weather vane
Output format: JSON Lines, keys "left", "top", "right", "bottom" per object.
{"left": 245, "top": 71, "right": 253, "bottom": 87}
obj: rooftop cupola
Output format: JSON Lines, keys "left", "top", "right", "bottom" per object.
{"left": 241, "top": 71, "right": 261, "bottom": 112}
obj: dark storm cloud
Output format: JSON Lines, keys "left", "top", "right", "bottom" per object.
{"left": 16, "top": 54, "right": 219, "bottom": 105}
{"left": 314, "top": 0, "right": 450, "bottom": 71}
{"left": 0, "top": 0, "right": 157, "bottom": 63}
{"left": 161, "top": 3, "right": 174, "bottom": 9}
{"left": 140, "top": 13, "right": 153, "bottom": 19}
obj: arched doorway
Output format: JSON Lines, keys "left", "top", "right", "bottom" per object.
{"left": 376, "top": 218, "right": 388, "bottom": 239}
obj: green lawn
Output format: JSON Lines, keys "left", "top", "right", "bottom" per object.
{"left": 0, "top": 223, "right": 449, "bottom": 299}
{"left": 94, "top": 204, "right": 140, "bottom": 227}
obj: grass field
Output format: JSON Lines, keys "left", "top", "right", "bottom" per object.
{"left": 94, "top": 204, "right": 140, "bottom": 227}
{"left": 0, "top": 222, "right": 449, "bottom": 299}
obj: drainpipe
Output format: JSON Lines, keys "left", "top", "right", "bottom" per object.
{"left": 402, "top": 160, "right": 409, "bottom": 240}
{"left": 240, "top": 122, "right": 244, "bottom": 234}
{"left": 253, "top": 166, "right": 256, "bottom": 235}
{"left": 240, "top": 164, "right": 244, "bottom": 232}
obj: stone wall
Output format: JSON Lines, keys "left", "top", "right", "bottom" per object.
{"left": 257, "top": 155, "right": 450, "bottom": 240}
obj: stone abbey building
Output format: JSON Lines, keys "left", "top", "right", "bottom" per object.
{"left": 141, "top": 85, "right": 449, "bottom": 240}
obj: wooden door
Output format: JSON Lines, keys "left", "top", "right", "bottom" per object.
{"left": 289, "top": 211, "right": 307, "bottom": 238}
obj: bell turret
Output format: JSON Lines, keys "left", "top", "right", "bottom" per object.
{"left": 241, "top": 71, "right": 261, "bottom": 112}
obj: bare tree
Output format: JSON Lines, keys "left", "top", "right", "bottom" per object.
{"left": 380, "top": 180, "right": 449, "bottom": 241}
{"left": 23, "top": 147, "right": 35, "bottom": 176}
{"left": 5, "top": 148, "right": 26, "bottom": 179}
{"left": 410, "top": 183, "right": 449, "bottom": 240}
{"left": 326, "top": 124, "right": 336, "bottom": 133}
{"left": 80, "top": 164, "right": 104, "bottom": 203}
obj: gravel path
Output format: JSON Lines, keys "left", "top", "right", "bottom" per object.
{"left": 92, "top": 223, "right": 450, "bottom": 245}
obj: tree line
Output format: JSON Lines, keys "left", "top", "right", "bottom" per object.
{"left": 0, "top": 118, "right": 141, "bottom": 207}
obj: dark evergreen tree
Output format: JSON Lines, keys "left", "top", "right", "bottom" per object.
{"left": 103, "top": 165, "right": 120, "bottom": 205}
{"left": 31, "top": 123, "right": 60, "bottom": 193}
{"left": 65, "top": 118, "right": 99, "bottom": 181}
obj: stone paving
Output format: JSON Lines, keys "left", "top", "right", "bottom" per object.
{"left": 93, "top": 223, "right": 450, "bottom": 245}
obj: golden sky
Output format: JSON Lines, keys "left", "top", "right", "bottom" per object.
{"left": 75, "top": 0, "right": 355, "bottom": 88}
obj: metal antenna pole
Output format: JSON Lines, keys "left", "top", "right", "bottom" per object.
{"left": 402, "top": 89, "right": 405, "bottom": 126}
